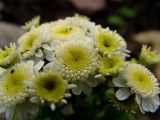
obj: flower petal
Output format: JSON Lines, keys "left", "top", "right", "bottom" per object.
{"left": 82, "top": 82, "right": 92, "bottom": 95}
{"left": 86, "top": 78, "right": 97, "bottom": 87}
{"left": 72, "top": 81, "right": 83, "bottom": 95}
{"left": 0, "top": 106, "right": 6, "bottom": 113}
{"left": 6, "top": 107, "right": 15, "bottom": 120}
{"left": 35, "top": 49, "right": 43, "bottom": 58}
{"left": 112, "top": 77, "right": 127, "bottom": 87}
{"left": 42, "top": 44, "right": 53, "bottom": 51}
{"left": 152, "top": 96, "right": 160, "bottom": 106}
{"left": 115, "top": 88, "right": 131, "bottom": 101}
{"left": 141, "top": 98, "right": 159, "bottom": 113}
{"left": 34, "top": 60, "right": 44, "bottom": 71}
{"left": 135, "top": 94, "right": 141, "bottom": 105}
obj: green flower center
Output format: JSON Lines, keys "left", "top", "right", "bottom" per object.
{"left": 0, "top": 48, "right": 13, "bottom": 61}
{"left": 96, "top": 31, "right": 118, "bottom": 53}
{"left": 43, "top": 79, "right": 56, "bottom": 91}
{"left": 35, "top": 72, "right": 66, "bottom": 103}
{"left": 21, "top": 31, "right": 39, "bottom": 53}
{"left": 100, "top": 56, "right": 123, "bottom": 74}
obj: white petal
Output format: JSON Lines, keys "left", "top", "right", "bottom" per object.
{"left": 30, "top": 97, "right": 39, "bottom": 103}
{"left": 112, "top": 77, "right": 127, "bottom": 87}
{"left": 135, "top": 94, "right": 141, "bottom": 105}
{"left": 35, "top": 49, "right": 43, "bottom": 57}
{"left": 42, "top": 44, "right": 53, "bottom": 51}
{"left": 61, "top": 99, "right": 67, "bottom": 104}
{"left": 141, "top": 98, "right": 159, "bottom": 113}
{"left": 43, "top": 62, "right": 53, "bottom": 71}
{"left": 152, "top": 96, "right": 160, "bottom": 106}
{"left": 141, "top": 98, "right": 150, "bottom": 112}
{"left": 34, "top": 60, "right": 44, "bottom": 71}
{"left": 72, "top": 82, "right": 83, "bottom": 95}
{"left": 50, "top": 103, "right": 56, "bottom": 111}
{"left": 50, "top": 40, "right": 62, "bottom": 49}
{"left": 6, "top": 107, "right": 15, "bottom": 120}
{"left": 86, "top": 78, "right": 97, "bottom": 87}
{"left": 64, "top": 93, "right": 72, "bottom": 98}
{"left": 82, "top": 82, "right": 92, "bottom": 95}
{"left": 0, "top": 67, "right": 6, "bottom": 75}
{"left": 67, "top": 84, "right": 77, "bottom": 89}
{"left": 27, "top": 60, "right": 34, "bottom": 66}
{"left": 0, "top": 106, "right": 6, "bottom": 113}
{"left": 139, "top": 104, "right": 145, "bottom": 114}
{"left": 45, "top": 52, "right": 54, "bottom": 61}
{"left": 115, "top": 88, "right": 131, "bottom": 101}
{"left": 95, "top": 74, "right": 103, "bottom": 78}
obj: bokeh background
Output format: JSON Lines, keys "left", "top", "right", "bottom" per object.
{"left": 0, "top": 0, "right": 160, "bottom": 120}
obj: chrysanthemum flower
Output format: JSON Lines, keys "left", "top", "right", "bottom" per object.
{"left": 99, "top": 56, "right": 124, "bottom": 75}
{"left": 18, "top": 28, "right": 41, "bottom": 58}
{"left": 0, "top": 43, "right": 18, "bottom": 68}
{"left": 139, "top": 45, "right": 160, "bottom": 67}
{"left": 51, "top": 24, "right": 85, "bottom": 40}
{"left": 51, "top": 38, "right": 99, "bottom": 81}
{"left": 44, "top": 38, "right": 99, "bottom": 95}
{"left": 0, "top": 62, "right": 35, "bottom": 107}
{"left": 95, "top": 28, "right": 129, "bottom": 58}
{"left": 112, "top": 63, "right": 160, "bottom": 113}
{"left": 64, "top": 16, "right": 100, "bottom": 37}
{"left": 33, "top": 72, "right": 67, "bottom": 103}
{"left": 22, "top": 16, "right": 40, "bottom": 31}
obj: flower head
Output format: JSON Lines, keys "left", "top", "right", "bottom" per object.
{"left": 51, "top": 24, "right": 85, "bottom": 40}
{"left": 49, "top": 38, "right": 99, "bottom": 82}
{"left": 0, "top": 43, "right": 18, "bottom": 68}
{"left": 33, "top": 72, "right": 67, "bottom": 103}
{"left": 139, "top": 45, "right": 160, "bottom": 67}
{"left": 0, "top": 62, "right": 35, "bottom": 107}
{"left": 18, "top": 28, "right": 41, "bottom": 58}
{"left": 124, "top": 63, "right": 159, "bottom": 98}
{"left": 64, "top": 16, "right": 99, "bottom": 37}
{"left": 113, "top": 63, "right": 160, "bottom": 113}
{"left": 22, "top": 16, "right": 40, "bottom": 31}
{"left": 95, "top": 28, "right": 128, "bottom": 58}
{"left": 99, "top": 56, "right": 124, "bottom": 75}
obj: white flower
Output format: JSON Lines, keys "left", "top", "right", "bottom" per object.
{"left": 139, "top": 45, "right": 160, "bottom": 67}
{"left": 0, "top": 100, "right": 39, "bottom": 120}
{"left": 44, "top": 37, "right": 100, "bottom": 95}
{"left": 0, "top": 43, "right": 18, "bottom": 68}
{"left": 112, "top": 63, "right": 160, "bottom": 113}
{"left": 64, "top": 16, "right": 100, "bottom": 37}
{"left": 0, "top": 62, "right": 35, "bottom": 107}
{"left": 95, "top": 28, "right": 129, "bottom": 58}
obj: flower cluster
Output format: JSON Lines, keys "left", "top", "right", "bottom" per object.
{"left": 0, "top": 15, "right": 159, "bottom": 120}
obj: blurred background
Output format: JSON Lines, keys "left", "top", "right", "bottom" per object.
{"left": 0, "top": 0, "right": 160, "bottom": 120}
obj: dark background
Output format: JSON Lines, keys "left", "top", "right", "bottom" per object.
{"left": 0, "top": 0, "right": 160, "bottom": 120}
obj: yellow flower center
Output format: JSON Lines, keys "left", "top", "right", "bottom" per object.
{"left": 62, "top": 46, "right": 90, "bottom": 71}
{"left": 125, "top": 64, "right": 159, "bottom": 98}
{"left": 131, "top": 70, "right": 154, "bottom": 93}
{"left": 2, "top": 68, "right": 30, "bottom": 96}
{"left": 52, "top": 25, "right": 84, "bottom": 40}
